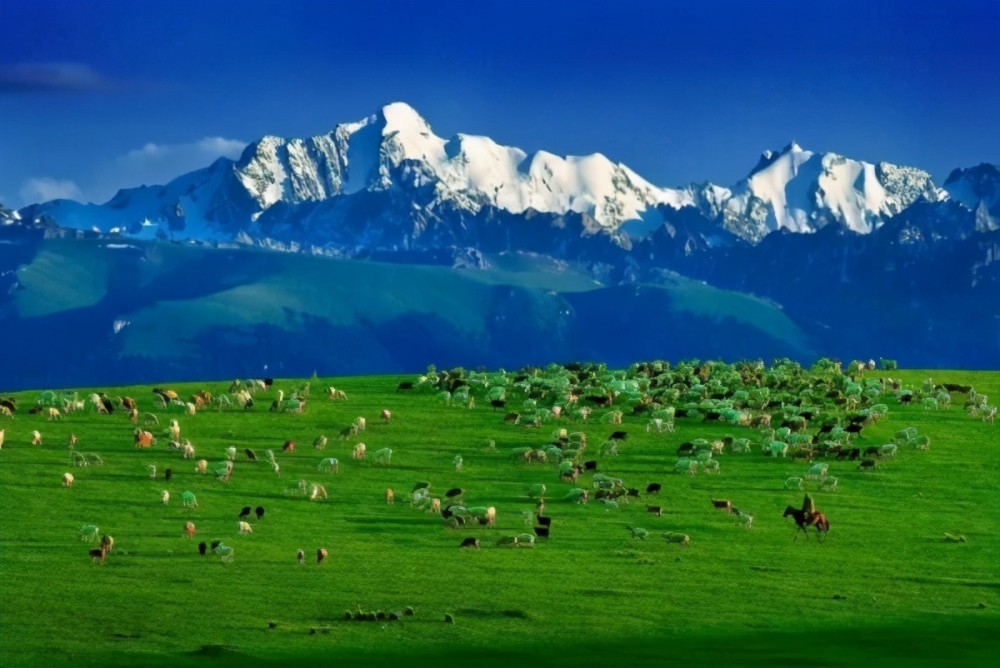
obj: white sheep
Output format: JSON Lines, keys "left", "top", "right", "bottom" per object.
{"left": 31, "top": 430, "right": 43, "bottom": 446}
{"left": 454, "top": 454, "right": 463, "bottom": 472}
{"left": 312, "top": 435, "right": 328, "bottom": 450}
{"left": 181, "top": 491, "right": 198, "bottom": 508}
{"left": 372, "top": 447, "right": 392, "bottom": 465}
{"left": 664, "top": 532, "right": 690, "bottom": 546}
{"left": 194, "top": 459, "right": 208, "bottom": 474}
{"left": 309, "top": 484, "right": 328, "bottom": 501}
{"left": 784, "top": 476, "right": 804, "bottom": 490}
{"left": 147, "top": 463, "right": 157, "bottom": 478}
{"left": 62, "top": 471, "right": 74, "bottom": 487}
{"left": 318, "top": 457, "right": 340, "bottom": 473}
{"left": 735, "top": 510, "right": 754, "bottom": 529}
{"left": 820, "top": 476, "right": 839, "bottom": 491}
{"left": 238, "top": 521, "right": 253, "bottom": 535}
{"left": 879, "top": 443, "right": 898, "bottom": 457}
{"left": 225, "top": 446, "right": 237, "bottom": 461}
{"left": 161, "top": 490, "right": 170, "bottom": 504}
{"left": 674, "top": 459, "right": 697, "bottom": 476}
{"left": 353, "top": 416, "right": 366, "bottom": 432}
{"left": 381, "top": 408, "right": 392, "bottom": 423}
{"left": 168, "top": 419, "right": 181, "bottom": 441}
{"left": 78, "top": 524, "right": 99, "bottom": 541}
{"left": 806, "top": 463, "right": 828, "bottom": 481}
{"left": 47, "top": 407, "right": 61, "bottom": 420}
{"left": 214, "top": 543, "right": 234, "bottom": 563}
{"left": 181, "top": 441, "right": 195, "bottom": 459}
{"left": 352, "top": 442, "right": 366, "bottom": 460}
{"left": 701, "top": 459, "right": 720, "bottom": 475}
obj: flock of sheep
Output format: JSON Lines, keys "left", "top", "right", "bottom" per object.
{"left": 0, "top": 358, "right": 993, "bottom": 570}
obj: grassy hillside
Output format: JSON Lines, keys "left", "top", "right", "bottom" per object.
{"left": 0, "top": 366, "right": 997, "bottom": 667}
{"left": 2, "top": 239, "right": 820, "bottom": 389}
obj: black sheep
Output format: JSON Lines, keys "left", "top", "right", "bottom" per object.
{"left": 460, "top": 537, "right": 480, "bottom": 548}
{"left": 239, "top": 506, "right": 252, "bottom": 518}
{"left": 198, "top": 542, "right": 207, "bottom": 555}
{"left": 255, "top": 506, "right": 265, "bottom": 520}
{"left": 646, "top": 483, "right": 662, "bottom": 495}
{"left": 536, "top": 515, "right": 552, "bottom": 527}
{"left": 533, "top": 526, "right": 550, "bottom": 539}
{"left": 164, "top": 468, "right": 173, "bottom": 482}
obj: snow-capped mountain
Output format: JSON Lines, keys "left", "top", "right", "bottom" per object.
{"left": 17, "top": 102, "right": 983, "bottom": 251}
{"left": 943, "top": 163, "right": 1000, "bottom": 232}
{"left": 687, "top": 141, "right": 944, "bottom": 243}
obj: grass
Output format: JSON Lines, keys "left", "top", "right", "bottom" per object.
{"left": 0, "top": 368, "right": 998, "bottom": 667}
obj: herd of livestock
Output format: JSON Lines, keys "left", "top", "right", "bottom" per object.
{"left": 0, "top": 357, "right": 995, "bottom": 566}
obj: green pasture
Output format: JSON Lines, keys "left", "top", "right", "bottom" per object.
{"left": 0, "top": 368, "right": 998, "bottom": 667}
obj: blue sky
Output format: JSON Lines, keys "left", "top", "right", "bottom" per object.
{"left": 1, "top": 0, "right": 997, "bottom": 207}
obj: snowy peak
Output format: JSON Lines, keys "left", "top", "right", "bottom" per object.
{"left": 233, "top": 101, "right": 688, "bottom": 230}
{"left": 943, "top": 163, "right": 1000, "bottom": 231}
{"left": 713, "top": 142, "right": 945, "bottom": 241}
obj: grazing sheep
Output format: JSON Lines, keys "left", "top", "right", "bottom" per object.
{"left": 880, "top": 443, "right": 898, "bottom": 458}
{"left": 385, "top": 488, "right": 395, "bottom": 505}
{"left": 181, "top": 491, "right": 198, "bottom": 508}
{"left": 430, "top": 498, "right": 441, "bottom": 514}
{"left": 312, "top": 435, "right": 328, "bottom": 450}
{"left": 857, "top": 458, "right": 877, "bottom": 471}
{"left": 711, "top": 499, "right": 732, "bottom": 514}
{"left": 245, "top": 448, "right": 258, "bottom": 462}
{"left": 183, "top": 521, "right": 196, "bottom": 538}
{"left": 372, "top": 448, "right": 392, "bottom": 465}
{"left": 454, "top": 455, "right": 463, "bottom": 472}
{"left": 214, "top": 543, "right": 234, "bottom": 564}
{"left": 528, "top": 483, "right": 547, "bottom": 500}
{"left": 496, "top": 536, "right": 518, "bottom": 547}
{"left": 297, "top": 549, "right": 305, "bottom": 565}
{"left": 47, "top": 407, "right": 61, "bottom": 421}
{"left": 318, "top": 457, "right": 340, "bottom": 473}
{"left": 646, "top": 483, "right": 662, "bottom": 495}
{"left": 255, "top": 506, "right": 265, "bottom": 520}
{"left": 182, "top": 442, "right": 196, "bottom": 460}
{"left": 381, "top": 409, "right": 392, "bottom": 423}
{"left": 32, "top": 430, "right": 43, "bottom": 446}
{"left": 309, "top": 484, "right": 328, "bottom": 501}
{"left": 806, "top": 463, "right": 828, "bottom": 481}
{"left": 317, "top": 548, "right": 328, "bottom": 564}
{"left": 161, "top": 490, "right": 170, "bottom": 504}
{"left": 674, "top": 459, "right": 697, "bottom": 476}
{"left": 563, "top": 488, "right": 589, "bottom": 503}
{"left": 734, "top": 509, "right": 754, "bottom": 529}
{"left": 239, "top": 506, "right": 251, "bottom": 518}
{"left": 701, "top": 459, "right": 720, "bottom": 475}
{"left": 146, "top": 463, "right": 156, "bottom": 478}
{"left": 134, "top": 429, "right": 156, "bottom": 446}
{"left": 353, "top": 416, "right": 366, "bottom": 433}
{"left": 198, "top": 542, "right": 207, "bottom": 555}
{"left": 164, "top": 468, "right": 172, "bottom": 482}
{"left": 194, "top": 459, "right": 208, "bottom": 474}
{"left": 485, "top": 506, "right": 496, "bottom": 527}
{"left": 100, "top": 534, "right": 115, "bottom": 553}
{"left": 238, "top": 521, "right": 253, "bottom": 535}
{"left": 62, "top": 472, "right": 74, "bottom": 487}
{"left": 534, "top": 526, "right": 550, "bottom": 539}
{"left": 664, "top": 532, "right": 690, "bottom": 546}
{"left": 820, "top": 476, "right": 839, "bottom": 492}
{"left": 89, "top": 546, "right": 108, "bottom": 565}
{"left": 79, "top": 524, "right": 100, "bottom": 542}
{"left": 768, "top": 441, "right": 789, "bottom": 458}
{"left": 168, "top": 419, "right": 180, "bottom": 441}
{"left": 515, "top": 533, "right": 536, "bottom": 548}
{"left": 460, "top": 537, "right": 480, "bottom": 549}
{"left": 646, "top": 505, "right": 662, "bottom": 517}
{"left": 943, "top": 533, "right": 967, "bottom": 543}
{"left": 627, "top": 526, "right": 649, "bottom": 540}
{"left": 352, "top": 442, "right": 366, "bottom": 460}
{"left": 784, "top": 477, "right": 804, "bottom": 490}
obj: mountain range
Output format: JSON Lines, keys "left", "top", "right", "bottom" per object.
{"left": 2, "top": 102, "right": 998, "bottom": 389}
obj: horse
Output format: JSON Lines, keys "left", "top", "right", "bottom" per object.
{"left": 783, "top": 506, "right": 829, "bottom": 541}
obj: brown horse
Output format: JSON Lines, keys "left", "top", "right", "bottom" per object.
{"left": 783, "top": 506, "right": 830, "bottom": 541}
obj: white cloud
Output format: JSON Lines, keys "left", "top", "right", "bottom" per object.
{"left": 20, "top": 177, "right": 84, "bottom": 203}
{"left": 15, "top": 137, "right": 248, "bottom": 207}
{"left": 91, "top": 136, "right": 247, "bottom": 203}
